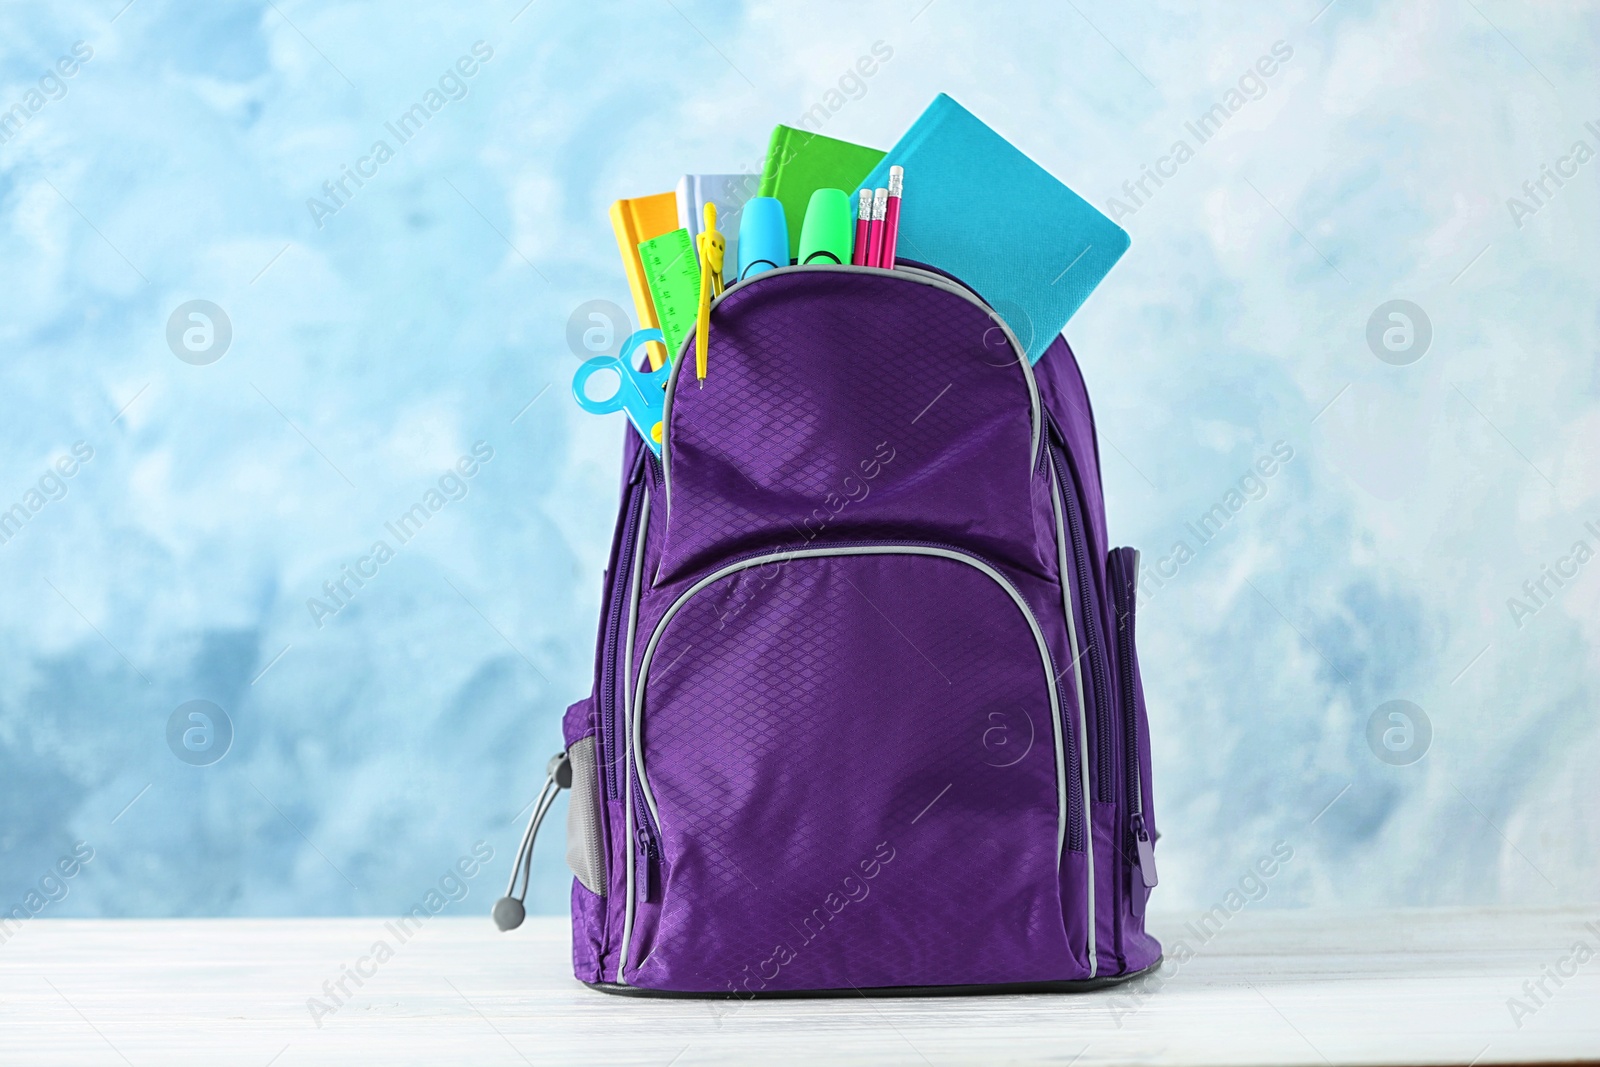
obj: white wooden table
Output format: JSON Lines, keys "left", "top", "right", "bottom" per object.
{"left": 2, "top": 908, "right": 1596, "bottom": 1065}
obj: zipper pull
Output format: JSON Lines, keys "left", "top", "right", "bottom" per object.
{"left": 636, "top": 826, "right": 661, "bottom": 902}
{"left": 493, "top": 751, "right": 571, "bottom": 931}
{"left": 1132, "top": 814, "right": 1158, "bottom": 888}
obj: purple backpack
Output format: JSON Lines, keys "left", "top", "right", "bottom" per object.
{"left": 497, "top": 264, "right": 1161, "bottom": 996}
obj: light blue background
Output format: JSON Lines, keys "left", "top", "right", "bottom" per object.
{"left": 2, "top": 0, "right": 1595, "bottom": 921}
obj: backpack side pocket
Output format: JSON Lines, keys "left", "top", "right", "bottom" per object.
{"left": 565, "top": 735, "right": 607, "bottom": 895}
{"left": 1109, "top": 547, "right": 1161, "bottom": 974}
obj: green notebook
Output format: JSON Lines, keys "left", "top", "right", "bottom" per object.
{"left": 758, "top": 126, "right": 886, "bottom": 254}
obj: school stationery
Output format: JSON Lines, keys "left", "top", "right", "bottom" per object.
{"left": 758, "top": 125, "right": 885, "bottom": 254}
{"left": 694, "top": 202, "right": 725, "bottom": 385}
{"left": 856, "top": 93, "right": 1131, "bottom": 363}
{"left": 677, "top": 173, "right": 755, "bottom": 274}
{"left": 570, "top": 328, "right": 671, "bottom": 454}
{"left": 609, "top": 192, "right": 681, "bottom": 369}
{"left": 866, "top": 188, "right": 887, "bottom": 268}
{"left": 851, "top": 190, "right": 872, "bottom": 266}
{"left": 796, "top": 188, "right": 853, "bottom": 265}
{"left": 638, "top": 229, "right": 702, "bottom": 363}
{"left": 736, "top": 196, "right": 789, "bottom": 281}
{"left": 881, "top": 165, "right": 904, "bottom": 270}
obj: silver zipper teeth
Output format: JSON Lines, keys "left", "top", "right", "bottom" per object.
{"left": 573, "top": 739, "right": 607, "bottom": 894}
{"left": 619, "top": 544, "right": 1069, "bottom": 983}
{"left": 1049, "top": 463, "right": 1098, "bottom": 977}
{"left": 659, "top": 264, "right": 1042, "bottom": 516}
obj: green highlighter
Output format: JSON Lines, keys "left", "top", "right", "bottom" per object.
{"left": 796, "top": 189, "right": 854, "bottom": 265}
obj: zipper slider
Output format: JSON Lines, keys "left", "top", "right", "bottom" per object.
{"left": 635, "top": 825, "right": 661, "bottom": 901}
{"left": 1132, "top": 814, "right": 1158, "bottom": 888}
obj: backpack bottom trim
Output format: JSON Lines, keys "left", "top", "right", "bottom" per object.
{"left": 583, "top": 958, "right": 1162, "bottom": 1000}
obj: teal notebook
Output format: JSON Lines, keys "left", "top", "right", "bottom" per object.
{"left": 857, "top": 94, "right": 1130, "bottom": 364}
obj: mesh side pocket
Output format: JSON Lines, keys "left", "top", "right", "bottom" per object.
{"left": 565, "top": 736, "right": 607, "bottom": 895}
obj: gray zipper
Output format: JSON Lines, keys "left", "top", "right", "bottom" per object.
{"left": 1120, "top": 549, "right": 1157, "bottom": 889}
{"left": 615, "top": 488, "right": 651, "bottom": 985}
{"left": 618, "top": 543, "right": 1069, "bottom": 982}
{"left": 1049, "top": 464, "right": 1098, "bottom": 977}
{"left": 1125, "top": 549, "right": 1146, "bottom": 820}
{"left": 658, "top": 264, "right": 1042, "bottom": 516}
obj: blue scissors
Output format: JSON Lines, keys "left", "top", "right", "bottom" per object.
{"left": 571, "top": 328, "right": 672, "bottom": 455}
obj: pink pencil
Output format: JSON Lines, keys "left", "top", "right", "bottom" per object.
{"left": 866, "top": 187, "right": 887, "bottom": 267}
{"left": 851, "top": 189, "right": 872, "bottom": 265}
{"left": 880, "top": 166, "right": 903, "bottom": 270}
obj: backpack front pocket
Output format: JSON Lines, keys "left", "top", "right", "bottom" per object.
{"left": 656, "top": 266, "right": 1046, "bottom": 585}
{"left": 619, "top": 545, "right": 1085, "bottom": 993}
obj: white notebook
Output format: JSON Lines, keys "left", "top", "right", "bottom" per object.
{"left": 675, "top": 173, "right": 758, "bottom": 271}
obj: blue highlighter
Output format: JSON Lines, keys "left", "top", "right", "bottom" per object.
{"left": 737, "top": 196, "right": 789, "bottom": 281}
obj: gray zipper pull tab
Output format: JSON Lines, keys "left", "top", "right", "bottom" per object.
{"left": 493, "top": 751, "right": 570, "bottom": 931}
{"left": 1132, "top": 814, "right": 1158, "bottom": 888}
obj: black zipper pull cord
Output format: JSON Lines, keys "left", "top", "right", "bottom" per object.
{"left": 493, "top": 750, "right": 572, "bottom": 931}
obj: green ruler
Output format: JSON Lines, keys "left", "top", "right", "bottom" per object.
{"left": 638, "top": 228, "right": 701, "bottom": 364}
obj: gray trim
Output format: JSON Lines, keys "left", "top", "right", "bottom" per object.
{"left": 1049, "top": 464, "right": 1098, "bottom": 977}
{"left": 621, "top": 544, "right": 1070, "bottom": 965}
{"left": 615, "top": 489, "right": 651, "bottom": 985}
{"left": 659, "top": 264, "right": 1041, "bottom": 516}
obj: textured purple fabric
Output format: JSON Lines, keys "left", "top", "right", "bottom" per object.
{"left": 1034, "top": 335, "right": 1108, "bottom": 559}
{"left": 638, "top": 553, "right": 1070, "bottom": 991}
{"left": 1045, "top": 433, "right": 1120, "bottom": 972}
{"left": 658, "top": 271, "right": 1048, "bottom": 586}
{"left": 560, "top": 699, "right": 606, "bottom": 982}
{"left": 1109, "top": 545, "right": 1162, "bottom": 972}
{"left": 563, "top": 266, "right": 1159, "bottom": 992}
{"left": 561, "top": 697, "right": 595, "bottom": 747}
{"left": 1034, "top": 337, "right": 1159, "bottom": 974}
